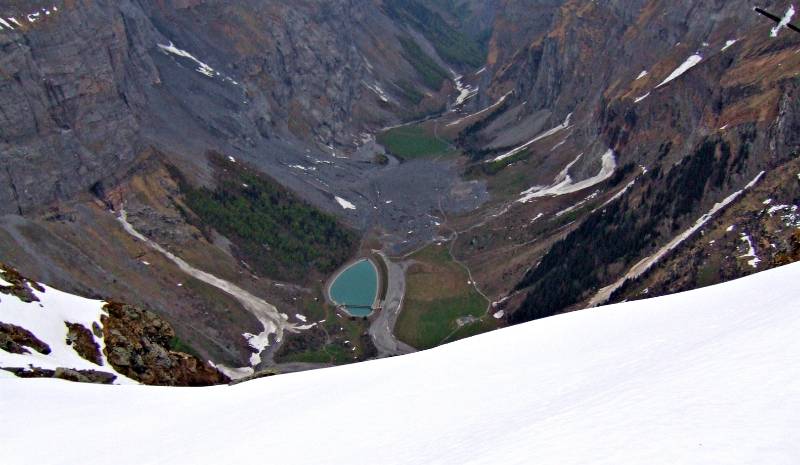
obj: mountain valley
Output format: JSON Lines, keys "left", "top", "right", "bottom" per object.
{"left": 0, "top": 0, "right": 799, "bottom": 381}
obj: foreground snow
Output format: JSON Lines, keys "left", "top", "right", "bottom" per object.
{"left": 4, "top": 263, "right": 800, "bottom": 464}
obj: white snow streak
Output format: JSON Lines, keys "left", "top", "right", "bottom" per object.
{"left": 158, "top": 42, "right": 217, "bottom": 78}
{"left": 721, "top": 39, "right": 738, "bottom": 51}
{"left": 117, "top": 210, "right": 294, "bottom": 375}
{"left": 635, "top": 70, "right": 648, "bottom": 80}
{"left": 656, "top": 54, "right": 702, "bottom": 88}
{"left": 334, "top": 196, "right": 357, "bottom": 210}
{"left": 453, "top": 75, "right": 478, "bottom": 106}
{"left": 489, "top": 113, "right": 573, "bottom": 163}
{"left": 771, "top": 5, "right": 796, "bottom": 37}
{"left": 518, "top": 150, "right": 616, "bottom": 203}
{"left": 288, "top": 164, "right": 316, "bottom": 172}
{"left": 634, "top": 92, "right": 650, "bottom": 103}
{"left": 595, "top": 178, "right": 636, "bottom": 211}
{"left": 446, "top": 91, "right": 512, "bottom": 127}
{"left": 589, "top": 171, "right": 764, "bottom": 307}
{"left": 363, "top": 81, "right": 390, "bottom": 103}
{"left": 739, "top": 234, "right": 760, "bottom": 268}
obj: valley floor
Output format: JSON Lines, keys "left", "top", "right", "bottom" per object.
{"left": 4, "top": 262, "right": 800, "bottom": 464}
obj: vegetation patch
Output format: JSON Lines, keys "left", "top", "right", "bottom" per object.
{"left": 397, "top": 36, "right": 450, "bottom": 90}
{"left": 475, "top": 148, "right": 532, "bottom": 176}
{"left": 456, "top": 95, "right": 514, "bottom": 161}
{"left": 180, "top": 153, "right": 358, "bottom": 282}
{"left": 395, "top": 80, "right": 426, "bottom": 105}
{"left": 510, "top": 138, "right": 743, "bottom": 324}
{"left": 275, "top": 294, "right": 376, "bottom": 365}
{"left": 385, "top": 0, "right": 486, "bottom": 68}
{"left": 377, "top": 125, "right": 453, "bottom": 160}
{"left": 395, "top": 245, "right": 491, "bottom": 350}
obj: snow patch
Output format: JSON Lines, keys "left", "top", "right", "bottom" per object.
{"left": 334, "top": 196, "right": 357, "bottom": 210}
{"left": 452, "top": 75, "right": 479, "bottom": 106}
{"left": 117, "top": 210, "right": 295, "bottom": 373}
{"left": 634, "top": 92, "right": 650, "bottom": 103}
{"left": 363, "top": 81, "right": 390, "bottom": 103}
{"left": 446, "top": 91, "right": 512, "bottom": 127}
{"left": 739, "top": 234, "right": 760, "bottom": 268}
{"left": 635, "top": 70, "right": 648, "bottom": 80}
{"left": 489, "top": 113, "right": 573, "bottom": 163}
{"left": 771, "top": 5, "right": 796, "bottom": 37}
{"left": 519, "top": 150, "right": 616, "bottom": 203}
{"left": 589, "top": 171, "right": 764, "bottom": 307}
{"left": 158, "top": 42, "right": 217, "bottom": 78}
{"left": 0, "top": 275, "right": 136, "bottom": 384}
{"left": 288, "top": 164, "right": 315, "bottom": 172}
{"left": 721, "top": 39, "right": 738, "bottom": 52}
{"left": 656, "top": 54, "right": 702, "bottom": 88}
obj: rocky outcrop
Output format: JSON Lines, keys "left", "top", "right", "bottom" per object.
{"left": 0, "top": 322, "right": 51, "bottom": 355}
{"left": 101, "top": 301, "right": 229, "bottom": 386}
{"left": 0, "top": 264, "right": 43, "bottom": 303}
{"left": 0, "top": 0, "right": 462, "bottom": 217}
{"left": 2, "top": 366, "right": 117, "bottom": 385}
{"left": 65, "top": 322, "right": 102, "bottom": 366}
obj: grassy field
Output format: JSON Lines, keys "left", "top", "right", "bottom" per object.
{"left": 395, "top": 244, "right": 494, "bottom": 350}
{"left": 377, "top": 125, "right": 454, "bottom": 160}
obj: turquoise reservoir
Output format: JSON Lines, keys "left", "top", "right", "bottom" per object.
{"left": 329, "top": 259, "right": 378, "bottom": 317}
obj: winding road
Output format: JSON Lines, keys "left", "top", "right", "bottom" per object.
{"left": 369, "top": 252, "right": 416, "bottom": 357}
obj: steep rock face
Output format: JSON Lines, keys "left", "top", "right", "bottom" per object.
{"left": 442, "top": 1, "right": 800, "bottom": 323}
{"left": 0, "top": 0, "right": 467, "bottom": 217}
{"left": 0, "top": 1, "right": 156, "bottom": 215}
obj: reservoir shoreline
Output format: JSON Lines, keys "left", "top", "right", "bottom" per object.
{"left": 326, "top": 256, "right": 383, "bottom": 317}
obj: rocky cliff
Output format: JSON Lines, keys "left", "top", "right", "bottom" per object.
{"left": 441, "top": 0, "right": 800, "bottom": 323}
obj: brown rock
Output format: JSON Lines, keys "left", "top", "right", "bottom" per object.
{"left": 0, "top": 322, "right": 51, "bottom": 355}
{"left": 65, "top": 322, "right": 103, "bottom": 366}
{"left": 101, "top": 301, "right": 229, "bottom": 386}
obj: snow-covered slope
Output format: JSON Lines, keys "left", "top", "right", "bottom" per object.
{"left": 4, "top": 263, "right": 800, "bottom": 464}
{"left": 0, "top": 278, "right": 136, "bottom": 384}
